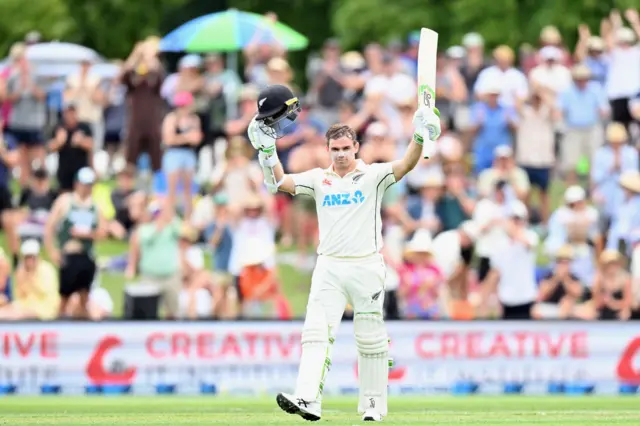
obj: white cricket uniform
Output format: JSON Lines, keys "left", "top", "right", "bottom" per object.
{"left": 290, "top": 159, "right": 396, "bottom": 320}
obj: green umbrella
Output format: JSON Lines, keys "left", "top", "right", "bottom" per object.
{"left": 160, "top": 9, "right": 309, "bottom": 53}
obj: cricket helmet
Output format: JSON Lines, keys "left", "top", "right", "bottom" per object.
{"left": 255, "top": 84, "right": 301, "bottom": 138}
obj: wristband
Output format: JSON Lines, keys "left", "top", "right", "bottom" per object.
{"left": 413, "top": 133, "right": 424, "bottom": 145}
{"left": 258, "top": 150, "right": 280, "bottom": 167}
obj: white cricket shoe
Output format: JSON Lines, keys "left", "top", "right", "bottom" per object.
{"left": 362, "top": 409, "right": 383, "bottom": 421}
{"left": 276, "top": 392, "right": 321, "bottom": 422}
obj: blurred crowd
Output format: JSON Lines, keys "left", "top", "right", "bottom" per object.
{"left": 1, "top": 8, "right": 640, "bottom": 321}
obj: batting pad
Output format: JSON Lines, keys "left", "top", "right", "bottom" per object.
{"left": 354, "top": 313, "right": 389, "bottom": 416}
{"left": 295, "top": 304, "right": 333, "bottom": 402}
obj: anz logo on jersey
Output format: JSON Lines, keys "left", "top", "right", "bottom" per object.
{"left": 322, "top": 190, "right": 365, "bottom": 207}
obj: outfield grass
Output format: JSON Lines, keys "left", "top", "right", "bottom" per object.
{"left": 0, "top": 396, "right": 638, "bottom": 425}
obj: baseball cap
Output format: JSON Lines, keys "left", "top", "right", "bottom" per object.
{"left": 21, "top": 239, "right": 40, "bottom": 256}
{"left": 462, "top": 33, "right": 484, "bottom": 48}
{"left": 564, "top": 185, "right": 586, "bottom": 204}
{"left": 76, "top": 167, "right": 96, "bottom": 185}
{"left": 509, "top": 200, "right": 528, "bottom": 219}
{"left": 178, "top": 54, "right": 202, "bottom": 69}
{"left": 494, "top": 145, "right": 513, "bottom": 158}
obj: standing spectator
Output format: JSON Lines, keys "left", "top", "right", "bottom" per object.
{"left": 591, "top": 123, "right": 638, "bottom": 232}
{"left": 529, "top": 46, "right": 572, "bottom": 98}
{"left": 477, "top": 145, "right": 530, "bottom": 203}
{"left": 469, "top": 84, "right": 518, "bottom": 174}
{"left": 0, "top": 130, "right": 20, "bottom": 266}
{"left": 161, "top": 54, "right": 204, "bottom": 106}
{"left": 601, "top": 9, "right": 640, "bottom": 129}
{"left": 202, "top": 53, "right": 241, "bottom": 139}
{"left": 161, "top": 91, "right": 202, "bottom": 220}
{"left": 515, "top": 90, "right": 556, "bottom": 221}
{"left": 266, "top": 57, "right": 298, "bottom": 94}
{"left": 243, "top": 12, "right": 284, "bottom": 88}
{"left": 481, "top": 201, "right": 538, "bottom": 319}
{"left": 207, "top": 193, "right": 234, "bottom": 278}
{"left": 0, "top": 43, "right": 26, "bottom": 130}
{"left": 459, "top": 33, "right": 489, "bottom": 95}
{"left": 606, "top": 170, "right": 640, "bottom": 253}
{"left": 522, "top": 26, "right": 573, "bottom": 75}
{"left": 435, "top": 52, "right": 468, "bottom": 130}
{"left": 574, "top": 25, "right": 608, "bottom": 86}
{"left": 557, "top": 64, "right": 609, "bottom": 183}
{"left": 64, "top": 59, "right": 106, "bottom": 150}
{"left": 474, "top": 46, "right": 528, "bottom": 107}
{"left": 102, "top": 65, "right": 128, "bottom": 174}
{"left": 0, "top": 239, "right": 59, "bottom": 320}
{"left": 224, "top": 84, "right": 259, "bottom": 139}
{"left": 48, "top": 104, "right": 93, "bottom": 192}
{"left": 307, "top": 39, "right": 344, "bottom": 127}
{"left": 120, "top": 39, "right": 165, "bottom": 172}
{"left": 126, "top": 201, "right": 182, "bottom": 319}
{"left": 5, "top": 46, "right": 47, "bottom": 188}
{"left": 44, "top": 168, "right": 106, "bottom": 319}
{"left": 398, "top": 229, "right": 446, "bottom": 319}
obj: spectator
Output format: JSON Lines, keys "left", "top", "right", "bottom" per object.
{"left": 601, "top": 9, "right": 640, "bottom": 129}
{"left": 578, "top": 250, "right": 633, "bottom": 320}
{"left": 45, "top": 167, "right": 106, "bottom": 319}
{"left": 473, "top": 180, "right": 511, "bottom": 282}
{"left": 161, "top": 91, "right": 202, "bottom": 220}
{"left": 607, "top": 170, "right": 640, "bottom": 253}
{"left": 532, "top": 245, "right": 586, "bottom": 319}
{"left": 398, "top": 229, "right": 446, "bottom": 319}
{"left": 359, "top": 122, "right": 396, "bottom": 164}
{"left": 243, "top": 12, "right": 284, "bottom": 88}
{"left": 202, "top": 53, "right": 241, "bottom": 139}
{"left": 477, "top": 145, "right": 530, "bottom": 203}
{"left": 0, "top": 130, "right": 19, "bottom": 265}
{"left": 459, "top": 33, "right": 489, "bottom": 98}
{"left": 574, "top": 25, "right": 608, "bottom": 86}
{"left": 0, "top": 43, "right": 25, "bottom": 130}
{"left": 161, "top": 54, "right": 204, "bottom": 106}
{"left": 48, "top": 104, "right": 93, "bottom": 192}
{"left": 0, "top": 239, "right": 58, "bottom": 320}
{"left": 481, "top": 201, "right": 538, "bottom": 319}
{"left": 515, "top": 89, "right": 556, "bottom": 221}
{"left": 435, "top": 52, "right": 468, "bottom": 130}
{"left": 5, "top": 45, "right": 47, "bottom": 188}
{"left": 469, "top": 83, "right": 518, "bottom": 174}
{"left": 522, "top": 26, "right": 573, "bottom": 74}
{"left": 474, "top": 45, "right": 528, "bottom": 107}
{"left": 405, "top": 174, "right": 444, "bottom": 237}
{"left": 64, "top": 58, "right": 106, "bottom": 150}
{"left": 0, "top": 248, "right": 11, "bottom": 307}
{"left": 121, "top": 39, "right": 165, "bottom": 172}
{"left": 224, "top": 83, "right": 259, "bottom": 139}
{"left": 107, "top": 168, "right": 145, "bottom": 239}
{"left": 14, "top": 168, "right": 58, "bottom": 242}
{"left": 126, "top": 200, "right": 182, "bottom": 319}
{"left": 557, "top": 64, "right": 609, "bottom": 183}
{"left": 307, "top": 39, "right": 344, "bottom": 127}
{"left": 438, "top": 168, "right": 475, "bottom": 232}
{"left": 545, "top": 185, "right": 599, "bottom": 287}
{"left": 67, "top": 286, "right": 114, "bottom": 321}
{"left": 529, "top": 46, "right": 572, "bottom": 96}
{"left": 102, "top": 62, "right": 127, "bottom": 174}
{"left": 206, "top": 192, "right": 234, "bottom": 278}
{"left": 591, "top": 122, "right": 638, "bottom": 228}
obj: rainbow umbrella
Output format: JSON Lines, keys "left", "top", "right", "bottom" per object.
{"left": 160, "top": 9, "right": 309, "bottom": 52}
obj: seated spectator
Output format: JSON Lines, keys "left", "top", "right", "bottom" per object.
{"left": 477, "top": 145, "right": 530, "bottom": 203}
{"left": 545, "top": 185, "right": 599, "bottom": 286}
{"left": 67, "top": 287, "right": 114, "bottom": 321}
{"left": 473, "top": 180, "right": 511, "bottom": 282}
{"left": 14, "top": 168, "right": 58, "bottom": 241}
{"left": 107, "top": 168, "right": 146, "bottom": 239}
{"left": 576, "top": 250, "right": 633, "bottom": 320}
{"left": 532, "top": 245, "right": 586, "bottom": 319}
{"left": 0, "top": 248, "right": 11, "bottom": 307}
{"left": 398, "top": 229, "right": 446, "bottom": 319}
{"left": 238, "top": 239, "right": 291, "bottom": 319}
{"left": 0, "top": 239, "right": 59, "bottom": 320}
{"left": 480, "top": 201, "right": 538, "bottom": 320}
{"left": 607, "top": 170, "right": 640, "bottom": 253}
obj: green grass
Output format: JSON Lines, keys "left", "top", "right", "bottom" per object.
{"left": 0, "top": 396, "right": 638, "bottom": 425}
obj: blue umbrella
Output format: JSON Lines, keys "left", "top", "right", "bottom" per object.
{"left": 160, "top": 9, "right": 309, "bottom": 53}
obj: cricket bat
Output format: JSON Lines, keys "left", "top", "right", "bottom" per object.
{"left": 417, "top": 28, "right": 439, "bottom": 158}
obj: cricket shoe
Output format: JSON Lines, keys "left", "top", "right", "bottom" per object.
{"left": 362, "top": 409, "right": 383, "bottom": 421}
{"left": 276, "top": 392, "right": 321, "bottom": 421}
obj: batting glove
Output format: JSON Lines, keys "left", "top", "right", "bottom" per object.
{"left": 412, "top": 106, "right": 441, "bottom": 144}
{"left": 248, "top": 117, "right": 277, "bottom": 156}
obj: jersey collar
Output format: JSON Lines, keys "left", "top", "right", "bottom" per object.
{"left": 325, "top": 160, "right": 367, "bottom": 177}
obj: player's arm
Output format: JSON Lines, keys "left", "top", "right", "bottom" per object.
{"left": 391, "top": 107, "right": 441, "bottom": 181}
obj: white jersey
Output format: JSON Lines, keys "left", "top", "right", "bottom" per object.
{"left": 290, "top": 160, "right": 396, "bottom": 257}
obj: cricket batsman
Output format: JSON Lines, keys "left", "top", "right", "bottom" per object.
{"left": 247, "top": 84, "right": 441, "bottom": 422}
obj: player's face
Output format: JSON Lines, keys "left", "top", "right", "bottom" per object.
{"left": 328, "top": 137, "right": 358, "bottom": 168}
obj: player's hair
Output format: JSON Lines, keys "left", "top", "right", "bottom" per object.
{"left": 325, "top": 124, "right": 357, "bottom": 146}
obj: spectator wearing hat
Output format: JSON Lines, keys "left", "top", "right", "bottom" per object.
{"left": 575, "top": 24, "right": 608, "bottom": 86}
{"left": 224, "top": 83, "right": 259, "bottom": 139}
{"left": 592, "top": 123, "right": 638, "bottom": 230}
{"left": 576, "top": 250, "right": 633, "bottom": 320}
{"left": 5, "top": 43, "right": 47, "bottom": 188}
{"left": 473, "top": 179, "right": 512, "bottom": 282}
{"left": 459, "top": 33, "right": 490, "bottom": 96}
{"left": 557, "top": 64, "right": 609, "bottom": 183}
{"left": 64, "top": 58, "right": 106, "bottom": 150}
{"left": 49, "top": 103, "right": 94, "bottom": 192}
{"left": 434, "top": 52, "right": 467, "bottom": 131}
{"left": 522, "top": 26, "right": 573, "bottom": 75}
{"left": 0, "top": 43, "right": 26, "bottom": 130}
{"left": 161, "top": 54, "right": 204, "bottom": 106}
{"left": 481, "top": 201, "right": 538, "bottom": 320}
{"left": 266, "top": 58, "right": 299, "bottom": 94}
{"left": 307, "top": 39, "right": 344, "bottom": 128}
{"left": 529, "top": 46, "right": 572, "bottom": 97}
{"left": 398, "top": 229, "right": 445, "bottom": 319}
{"left": 0, "top": 239, "right": 59, "bottom": 320}
{"left": 126, "top": 200, "right": 182, "bottom": 319}
{"left": 202, "top": 53, "right": 242, "bottom": 140}
{"left": 469, "top": 83, "right": 519, "bottom": 174}
{"left": 120, "top": 39, "right": 165, "bottom": 172}
{"left": 477, "top": 145, "right": 530, "bottom": 203}
{"left": 45, "top": 167, "right": 106, "bottom": 319}
{"left": 532, "top": 245, "right": 586, "bottom": 319}
{"left": 474, "top": 45, "right": 528, "bottom": 107}
{"left": 514, "top": 88, "right": 557, "bottom": 222}
{"left": 601, "top": 9, "right": 640, "bottom": 129}
{"left": 431, "top": 220, "right": 478, "bottom": 319}
{"left": 606, "top": 170, "right": 640, "bottom": 253}
{"left": 161, "top": 91, "right": 202, "bottom": 221}
{"left": 545, "top": 185, "right": 600, "bottom": 287}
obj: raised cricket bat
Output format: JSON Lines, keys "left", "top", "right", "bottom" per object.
{"left": 417, "top": 28, "right": 439, "bottom": 158}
